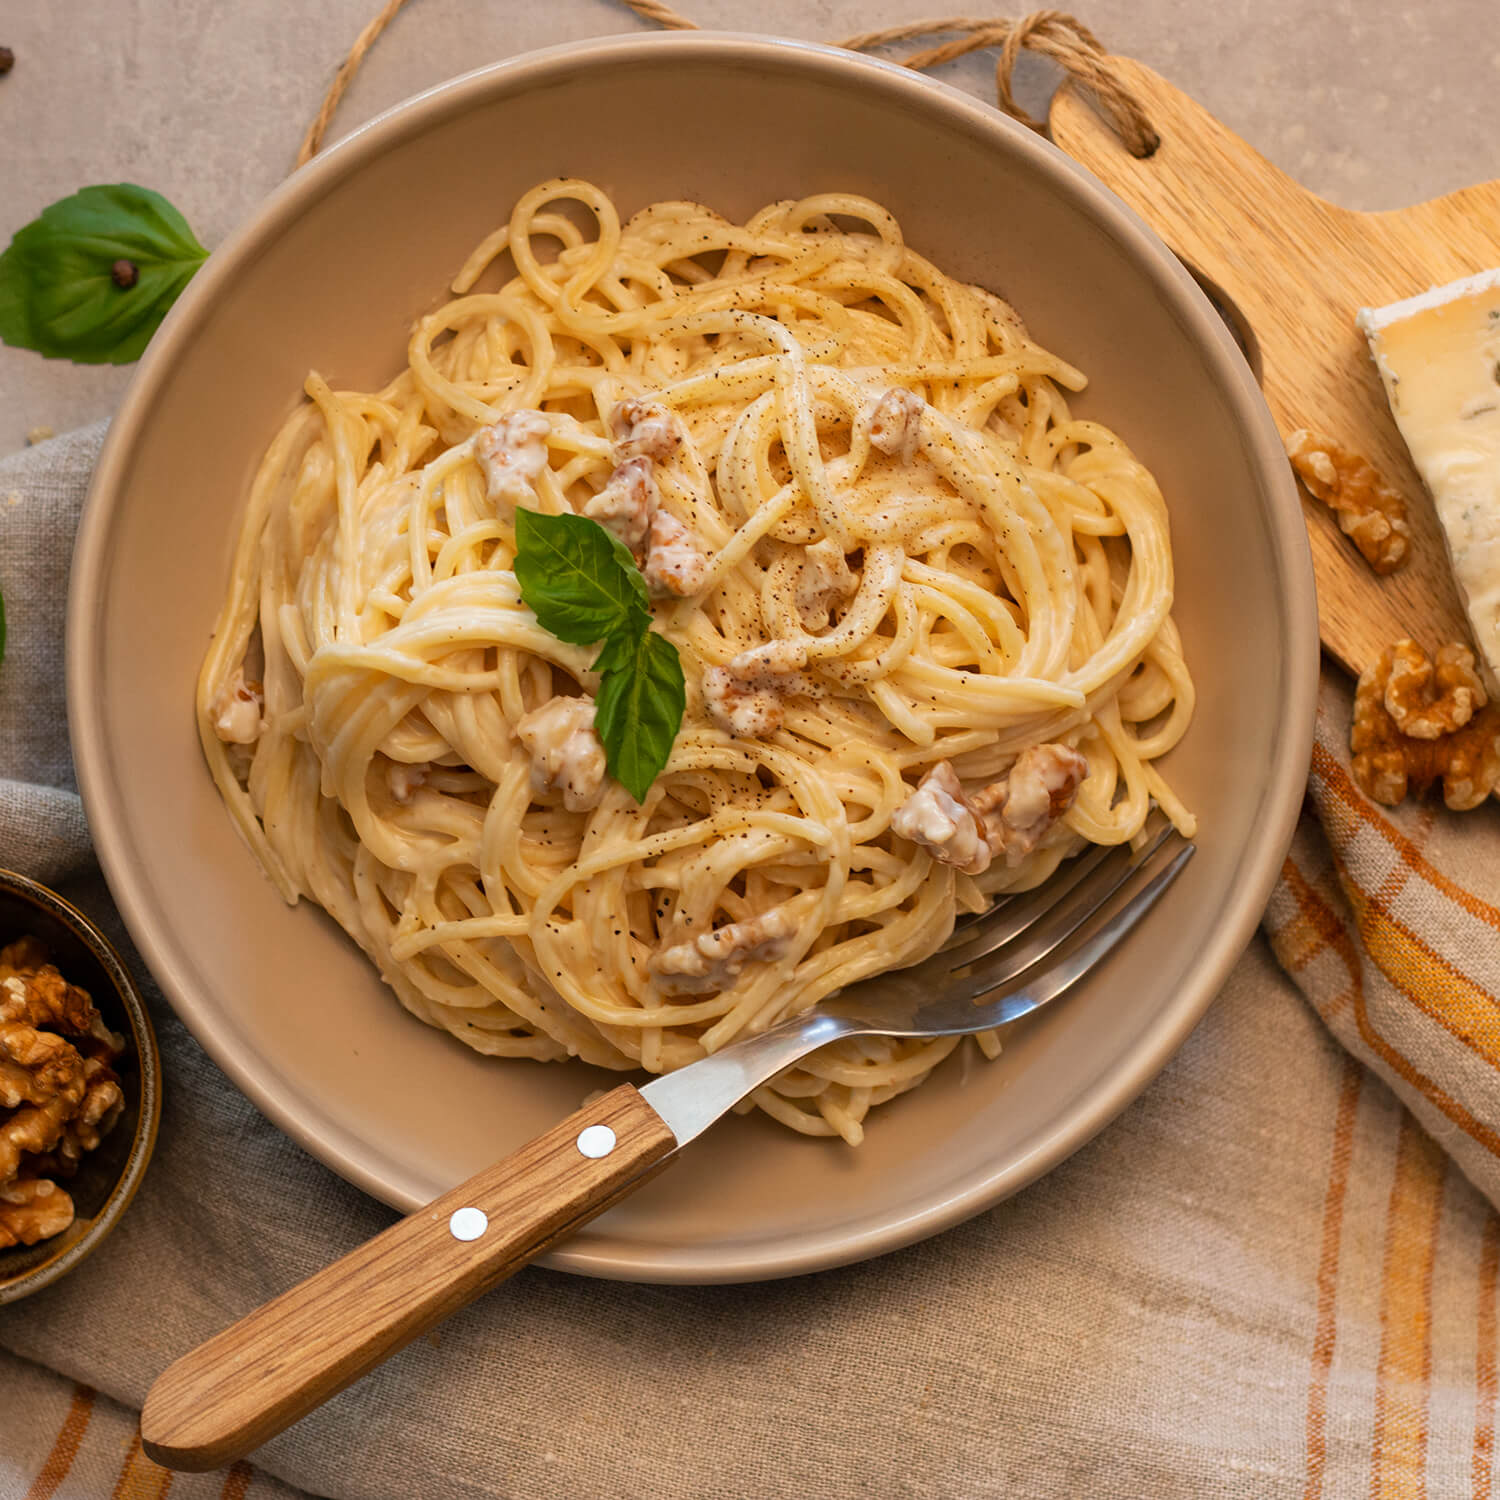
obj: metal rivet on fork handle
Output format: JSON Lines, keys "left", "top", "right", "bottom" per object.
{"left": 576, "top": 1124, "right": 617, "bottom": 1158}
{"left": 448, "top": 1207, "right": 488, "bottom": 1241}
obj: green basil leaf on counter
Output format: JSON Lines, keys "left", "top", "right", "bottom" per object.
{"left": 0, "top": 184, "right": 209, "bottom": 364}
{"left": 594, "top": 628, "right": 686, "bottom": 804}
{"left": 513, "top": 507, "right": 649, "bottom": 645}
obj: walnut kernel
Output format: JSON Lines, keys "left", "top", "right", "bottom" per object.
{"left": 1287, "top": 428, "right": 1411, "bottom": 574}
{"left": 1351, "top": 640, "right": 1500, "bottom": 810}
{"left": 0, "top": 941, "right": 127, "bottom": 1249}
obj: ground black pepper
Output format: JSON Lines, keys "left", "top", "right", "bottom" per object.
{"left": 111, "top": 259, "right": 139, "bottom": 289}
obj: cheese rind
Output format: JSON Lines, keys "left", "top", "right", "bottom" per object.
{"left": 1358, "top": 268, "right": 1500, "bottom": 336}
{"left": 1359, "top": 271, "right": 1500, "bottom": 691}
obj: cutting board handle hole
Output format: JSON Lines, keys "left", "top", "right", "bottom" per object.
{"left": 1182, "top": 261, "right": 1263, "bottom": 383}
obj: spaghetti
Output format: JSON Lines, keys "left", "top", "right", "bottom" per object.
{"left": 197, "top": 179, "right": 1195, "bottom": 1143}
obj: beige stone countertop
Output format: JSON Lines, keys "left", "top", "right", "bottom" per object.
{"left": 0, "top": 1, "right": 1496, "bottom": 451}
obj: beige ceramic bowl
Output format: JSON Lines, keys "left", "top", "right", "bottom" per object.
{"left": 67, "top": 33, "right": 1317, "bottom": 1283}
{"left": 0, "top": 871, "right": 161, "bottom": 1303}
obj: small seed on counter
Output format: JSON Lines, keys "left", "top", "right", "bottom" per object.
{"left": 111, "top": 259, "right": 139, "bottom": 289}
{"left": 25, "top": 426, "right": 53, "bottom": 447}
{"left": 0, "top": 47, "right": 14, "bottom": 76}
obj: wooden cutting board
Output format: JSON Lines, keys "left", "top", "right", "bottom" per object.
{"left": 1048, "top": 58, "right": 1500, "bottom": 678}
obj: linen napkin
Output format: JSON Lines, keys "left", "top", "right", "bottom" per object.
{"left": 3, "top": 424, "right": 1500, "bottom": 1500}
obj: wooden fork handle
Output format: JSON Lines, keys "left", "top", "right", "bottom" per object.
{"left": 140, "top": 1085, "right": 677, "bottom": 1471}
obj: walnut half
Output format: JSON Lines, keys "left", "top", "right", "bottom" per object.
{"left": 0, "top": 940, "right": 127, "bottom": 1249}
{"left": 0, "top": 1178, "right": 75, "bottom": 1248}
{"left": 1287, "top": 428, "right": 1410, "bottom": 575}
{"left": 1351, "top": 640, "right": 1500, "bottom": 809}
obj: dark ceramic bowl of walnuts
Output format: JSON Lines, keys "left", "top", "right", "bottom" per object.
{"left": 0, "top": 868, "right": 160, "bottom": 1303}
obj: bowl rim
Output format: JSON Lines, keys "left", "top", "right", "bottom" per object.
{"left": 0, "top": 868, "right": 163, "bottom": 1304}
{"left": 65, "top": 30, "right": 1319, "bottom": 1283}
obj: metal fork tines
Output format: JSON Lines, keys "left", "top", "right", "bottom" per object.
{"left": 640, "top": 822, "right": 1195, "bottom": 1148}
{"left": 824, "top": 824, "right": 1194, "bottom": 1037}
{"left": 943, "top": 819, "right": 1180, "bottom": 979}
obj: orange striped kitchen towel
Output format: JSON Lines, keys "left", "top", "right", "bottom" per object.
{"left": 1266, "top": 667, "right": 1500, "bottom": 1212}
{"left": 9, "top": 426, "right": 1500, "bottom": 1499}
{"left": 0, "top": 1351, "right": 300, "bottom": 1500}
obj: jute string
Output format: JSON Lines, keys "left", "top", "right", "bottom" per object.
{"left": 294, "top": 0, "right": 1159, "bottom": 168}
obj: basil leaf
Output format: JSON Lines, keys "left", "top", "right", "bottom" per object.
{"left": 511, "top": 503, "right": 684, "bottom": 801}
{"left": 592, "top": 626, "right": 647, "bottom": 679}
{"left": 513, "top": 507, "right": 648, "bottom": 645}
{"left": 0, "top": 184, "right": 209, "bottom": 364}
{"left": 596, "top": 630, "right": 685, "bottom": 803}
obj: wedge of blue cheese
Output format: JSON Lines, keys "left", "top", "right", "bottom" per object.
{"left": 1359, "top": 270, "right": 1500, "bottom": 688}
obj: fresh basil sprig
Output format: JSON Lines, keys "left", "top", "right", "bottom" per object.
{"left": 513, "top": 505, "right": 648, "bottom": 644}
{"left": 513, "top": 508, "right": 685, "bottom": 803}
{"left": 0, "top": 184, "right": 208, "bottom": 364}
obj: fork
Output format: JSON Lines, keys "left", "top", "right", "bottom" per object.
{"left": 140, "top": 823, "right": 1193, "bottom": 1471}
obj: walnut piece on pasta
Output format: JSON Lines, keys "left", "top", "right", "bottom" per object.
{"left": 586, "top": 435, "right": 711, "bottom": 598}
{"left": 1285, "top": 428, "right": 1410, "bottom": 575}
{"left": 609, "top": 397, "right": 681, "bottom": 463}
{"left": 1351, "top": 640, "right": 1500, "bottom": 809}
{"left": 865, "top": 386, "right": 925, "bottom": 463}
{"left": 476, "top": 409, "right": 551, "bottom": 509}
{"left": 209, "top": 666, "right": 263, "bottom": 745}
{"left": 971, "top": 743, "right": 1089, "bottom": 866}
{"left": 892, "top": 745, "right": 1087, "bottom": 876}
{"left": 701, "top": 659, "right": 807, "bottom": 738}
{"left": 652, "top": 906, "right": 799, "bottom": 995}
{"left": 583, "top": 456, "right": 658, "bottom": 553}
{"left": 890, "top": 761, "right": 992, "bottom": 875}
{"left": 642, "top": 509, "right": 710, "bottom": 598}
{"left": 796, "top": 539, "right": 857, "bottom": 631}
{"left": 516, "top": 696, "right": 607, "bottom": 812}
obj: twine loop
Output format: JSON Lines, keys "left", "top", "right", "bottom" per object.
{"left": 297, "top": 1, "right": 1159, "bottom": 168}
{"left": 838, "top": 10, "right": 1157, "bottom": 156}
